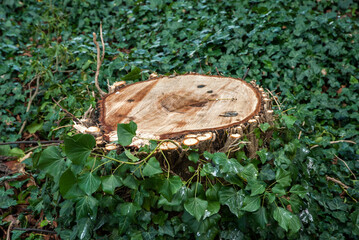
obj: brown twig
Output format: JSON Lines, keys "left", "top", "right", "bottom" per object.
{"left": 298, "top": 121, "right": 305, "bottom": 139}
{"left": 310, "top": 140, "right": 356, "bottom": 149}
{"left": 0, "top": 140, "right": 63, "bottom": 146}
{"left": 100, "top": 22, "right": 105, "bottom": 63}
{"left": 18, "top": 75, "right": 41, "bottom": 136}
{"left": 6, "top": 221, "right": 14, "bottom": 240}
{"left": 266, "top": 88, "right": 282, "bottom": 110}
{"left": 242, "top": 68, "right": 250, "bottom": 80}
{"left": 92, "top": 23, "right": 107, "bottom": 96}
{"left": 326, "top": 175, "right": 349, "bottom": 189}
{"left": 52, "top": 97, "right": 81, "bottom": 123}
{"left": 12, "top": 227, "right": 56, "bottom": 235}
{"left": 334, "top": 154, "right": 357, "bottom": 180}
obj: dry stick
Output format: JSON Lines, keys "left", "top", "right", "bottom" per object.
{"left": 297, "top": 121, "right": 305, "bottom": 140}
{"left": 18, "top": 76, "right": 40, "bottom": 136}
{"left": 326, "top": 175, "right": 350, "bottom": 189}
{"left": 100, "top": 22, "right": 105, "bottom": 63}
{"left": 0, "top": 140, "right": 63, "bottom": 146}
{"left": 52, "top": 97, "right": 81, "bottom": 123}
{"left": 242, "top": 67, "right": 250, "bottom": 80}
{"left": 265, "top": 88, "right": 282, "bottom": 110}
{"left": 6, "top": 221, "right": 14, "bottom": 240}
{"left": 310, "top": 140, "right": 356, "bottom": 149}
{"left": 334, "top": 154, "right": 357, "bottom": 180}
{"left": 12, "top": 227, "right": 56, "bottom": 235}
{"left": 92, "top": 25, "right": 106, "bottom": 96}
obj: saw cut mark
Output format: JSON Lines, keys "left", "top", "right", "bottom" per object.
{"left": 160, "top": 93, "right": 208, "bottom": 113}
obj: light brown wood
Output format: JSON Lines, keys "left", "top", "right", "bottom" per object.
{"left": 100, "top": 74, "right": 261, "bottom": 140}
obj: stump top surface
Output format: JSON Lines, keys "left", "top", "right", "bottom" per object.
{"left": 100, "top": 74, "right": 261, "bottom": 139}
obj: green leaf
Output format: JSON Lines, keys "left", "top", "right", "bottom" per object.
{"left": 273, "top": 207, "right": 301, "bottom": 233}
{"left": 64, "top": 134, "right": 96, "bottom": 165}
{"left": 281, "top": 115, "right": 297, "bottom": 128}
{"left": 0, "top": 187, "right": 17, "bottom": 209}
{"left": 254, "top": 207, "right": 268, "bottom": 229}
{"left": 27, "top": 121, "right": 43, "bottom": 134}
{"left": 206, "top": 201, "right": 220, "bottom": 217}
{"left": 60, "top": 168, "right": 77, "bottom": 198}
{"left": 188, "top": 152, "right": 199, "bottom": 163}
{"left": 272, "top": 184, "right": 286, "bottom": 197}
{"left": 118, "top": 202, "right": 141, "bottom": 219}
{"left": 265, "top": 192, "right": 276, "bottom": 203}
{"left": 75, "top": 195, "right": 98, "bottom": 220}
{"left": 117, "top": 121, "right": 137, "bottom": 146}
{"left": 121, "top": 66, "right": 141, "bottom": 81}
{"left": 143, "top": 157, "right": 163, "bottom": 177}
{"left": 350, "top": 75, "right": 358, "bottom": 85}
{"left": 289, "top": 185, "right": 307, "bottom": 198}
{"left": 257, "top": 149, "right": 268, "bottom": 164}
{"left": 37, "top": 146, "right": 65, "bottom": 178}
{"left": 247, "top": 181, "right": 266, "bottom": 196}
{"left": 78, "top": 172, "right": 101, "bottom": 195}
{"left": 242, "top": 195, "right": 260, "bottom": 212}
{"left": 259, "top": 123, "right": 270, "bottom": 132}
{"left": 239, "top": 163, "right": 258, "bottom": 181}
{"left": 219, "top": 187, "right": 245, "bottom": 217}
{"left": 159, "top": 175, "right": 183, "bottom": 201}
{"left": 184, "top": 197, "right": 208, "bottom": 221}
{"left": 275, "top": 168, "right": 292, "bottom": 187}
{"left": 124, "top": 149, "right": 139, "bottom": 162}
{"left": 101, "top": 175, "right": 122, "bottom": 195}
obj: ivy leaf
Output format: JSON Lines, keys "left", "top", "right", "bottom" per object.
{"left": 118, "top": 202, "right": 141, "bottom": 220}
{"left": 60, "top": 168, "right": 79, "bottom": 199}
{"left": 272, "top": 184, "right": 286, "bottom": 197}
{"left": 281, "top": 115, "right": 297, "bottom": 128}
{"left": 78, "top": 172, "right": 101, "bottom": 195}
{"left": 242, "top": 195, "right": 260, "bottom": 212}
{"left": 219, "top": 187, "right": 245, "bottom": 217}
{"left": 254, "top": 207, "right": 268, "bottom": 229}
{"left": 239, "top": 164, "right": 258, "bottom": 181}
{"left": 289, "top": 185, "right": 307, "bottom": 198}
{"left": 0, "top": 187, "right": 17, "bottom": 209}
{"left": 121, "top": 66, "right": 141, "bottom": 81}
{"left": 275, "top": 168, "right": 292, "bottom": 187}
{"left": 247, "top": 181, "right": 266, "bottom": 196}
{"left": 273, "top": 207, "right": 301, "bottom": 233}
{"left": 75, "top": 195, "right": 98, "bottom": 220}
{"left": 117, "top": 121, "right": 137, "bottom": 146}
{"left": 101, "top": 175, "right": 122, "bottom": 195}
{"left": 64, "top": 134, "right": 96, "bottom": 165}
{"left": 184, "top": 197, "right": 208, "bottom": 221}
{"left": 124, "top": 149, "right": 139, "bottom": 162}
{"left": 188, "top": 152, "right": 199, "bottom": 163}
{"left": 205, "top": 201, "right": 220, "bottom": 217}
{"left": 159, "top": 175, "right": 183, "bottom": 201}
{"left": 37, "top": 146, "right": 65, "bottom": 178}
{"left": 259, "top": 123, "right": 270, "bottom": 132}
{"left": 143, "top": 157, "right": 163, "bottom": 177}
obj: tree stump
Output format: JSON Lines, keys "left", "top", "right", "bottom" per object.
{"left": 97, "top": 74, "right": 273, "bottom": 157}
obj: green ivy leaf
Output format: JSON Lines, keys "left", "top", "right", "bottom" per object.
{"left": 219, "top": 187, "right": 245, "bottom": 217}
{"left": 188, "top": 152, "right": 199, "bottom": 163}
{"left": 60, "top": 168, "right": 79, "bottom": 199}
{"left": 101, "top": 175, "right": 122, "bottom": 195}
{"left": 124, "top": 149, "right": 139, "bottom": 162}
{"left": 259, "top": 123, "right": 270, "bottom": 132}
{"left": 281, "top": 115, "right": 297, "bottom": 128}
{"left": 117, "top": 121, "right": 137, "bottom": 146}
{"left": 275, "top": 168, "right": 292, "bottom": 187}
{"left": 0, "top": 187, "right": 17, "bottom": 209}
{"left": 254, "top": 207, "right": 268, "bottom": 229}
{"left": 206, "top": 201, "right": 220, "bottom": 217}
{"left": 273, "top": 207, "right": 301, "bottom": 233}
{"left": 242, "top": 195, "right": 260, "bottom": 212}
{"left": 143, "top": 157, "right": 163, "bottom": 177}
{"left": 64, "top": 134, "right": 96, "bottom": 165}
{"left": 27, "top": 121, "right": 43, "bottom": 134}
{"left": 78, "top": 172, "right": 101, "bottom": 195}
{"left": 118, "top": 202, "right": 141, "bottom": 219}
{"left": 247, "top": 181, "right": 266, "bottom": 196}
{"left": 75, "top": 195, "right": 98, "bottom": 220}
{"left": 289, "top": 185, "right": 307, "bottom": 198}
{"left": 184, "top": 197, "right": 208, "bottom": 221}
{"left": 239, "top": 164, "right": 258, "bottom": 181}
{"left": 272, "top": 184, "right": 286, "bottom": 197}
{"left": 121, "top": 66, "right": 141, "bottom": 81}
{"left": 159, "top": 175, "right": 183, "bottom": 201}
{"left": 37, "top": 146, "right": 65, "bottom": 178}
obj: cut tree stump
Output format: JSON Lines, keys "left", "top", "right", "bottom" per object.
{"left": 95, "top": 74, "right": 273, "bottom": 158}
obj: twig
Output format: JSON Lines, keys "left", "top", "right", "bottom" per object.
{"left": 18, "top": 75, "right": 40, "bottom": 136}
{"left": 310, "top": 140, "right": 356, "bottom": 149}
{"left": 215, "top": 67, "right": 220, "bottom": 75}
{"left": 0, "top": 140, "right": 63, "bottom": 146}
{"left": 242, "top": 68, "right": 250, "bottom": 80}
{"left": 100, "top": 22, "right": 105, "bottom": 63}
{"left": 266, "top": 88, "right": 282, "bottom": 110}
{"left": 12, "top": 227, "right": 56, "bottom": 235}
{"left": 92, "top": 23, "right": 107, "bottom": 96}
{"left": 6, "top": 221, "right": 14, "bottom": 240}
{"left": 52, "top": 97, "right": 81, "bottom": 123}
{"left": 326, "top": 175, "right": 349, "bottom": 189}
{"left": 334, "top": 154, "right": 357, "bottom": 180}
{"left": 298, "top": 121, "right": 305, "bottom": 140}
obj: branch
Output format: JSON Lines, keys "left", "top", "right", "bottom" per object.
{"left": 242, "top": 67, "right": 250, "bottom": 80}
{"left": 100, "top": 22, "right": 105, "bottom": 63}
{"left": 18, "top": 75, "right": 40, "bottom": 136}
{"left": 326, "top": 175, "right": 349, "bottom": 189}
{"left": 310, "top": 140, "right": 356, "bottom": 149}
{"left": 0, "top": 140, "right": 63, "bottom": 146}
{"left": 92, "top": 25, "right": 106, "bottom": 97}
{"left": 334, "top": 154, "right": 357, "bottom": 180}
{"left": 12, "top": 227, "right": 56, "bottom": 235}
{"left": 52, "top": 97, "right": 81, "bottom": 123}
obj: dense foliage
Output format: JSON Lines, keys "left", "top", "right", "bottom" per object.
{"left": 1, "top": 0, "right": 359, "bottom": 239}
